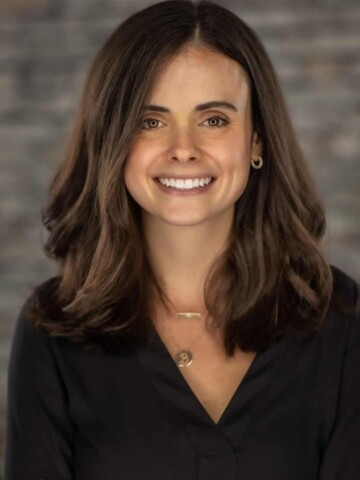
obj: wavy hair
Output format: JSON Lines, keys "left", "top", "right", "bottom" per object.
{"left": 24, "top": 0, "right": 354, "bottom": 356}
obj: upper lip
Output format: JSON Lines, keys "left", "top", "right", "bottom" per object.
{"left": 155, "top": 174, "right": 216, "bottom": 179}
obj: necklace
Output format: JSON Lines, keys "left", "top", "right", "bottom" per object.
{"left": 156, "top": 309, "right": 210, "bottom": 368}
{"left": 172, "top": 311, "right": 205, "bottom": 367}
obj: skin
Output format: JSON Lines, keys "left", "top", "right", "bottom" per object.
{"left": 124, "top": 45, "right": 262, "bottom": 335}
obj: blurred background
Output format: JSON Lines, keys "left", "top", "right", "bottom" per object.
{"left": 0, "top": 0, "right": 359, "bottom": 475}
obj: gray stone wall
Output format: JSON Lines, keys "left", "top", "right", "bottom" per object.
{"left": 1, "top": 0, "right": 359, "bottom": 474}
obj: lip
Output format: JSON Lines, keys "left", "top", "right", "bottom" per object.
{"left": 153, "top": 177, "right": 217, "bottom": 195}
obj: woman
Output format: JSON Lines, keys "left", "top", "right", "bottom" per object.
{"left": 5, "top": 1, "right": 359, "bottom": 479}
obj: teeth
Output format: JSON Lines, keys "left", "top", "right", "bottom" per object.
{"left": 158, "top": 177, "right": 213, "bottom": 189}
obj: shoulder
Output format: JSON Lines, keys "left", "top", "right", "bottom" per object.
{"left": 15, "top": 276, "right": 62, "bottom": 342}
{"left": 25, "top": 275, "right": 61, "bottom": 308}
{"left": 329, "top": 264, "right": 360, "bottom": 317}
{"left": 330, "top": 264, "right": 360, "bottom": 307}
{"left": 16, "top": 276, "right": 117, "bottom": 354}
{"left": 328, "top": 264, "right": 360, "bottom": 347}
{"left": 21, "top": 275, "right": 60, "bottom": 310}
{"left": 9, "top": 278, "right": 65, "bottom": 382}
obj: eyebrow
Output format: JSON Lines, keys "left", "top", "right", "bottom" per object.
{"left": 143, "top": 101, "right": 238, "bottom": 113}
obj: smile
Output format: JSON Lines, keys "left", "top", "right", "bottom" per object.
{"left": 154, "top": 177, "right": 217, "bottom": 195}
{"left": 158, "top": 177, "right": 214, "bottom": 189}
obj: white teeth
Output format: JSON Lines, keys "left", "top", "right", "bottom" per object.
{"left": 158, "top": 177, "right": 213, "bottom": 189}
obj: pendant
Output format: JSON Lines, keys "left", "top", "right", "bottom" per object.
{"left": 174, "top": 349, "right": 193, "bottom": 367}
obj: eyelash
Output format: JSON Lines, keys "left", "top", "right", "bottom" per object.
{"left": 142, "top": 116, "right": 229, "bottom": 130}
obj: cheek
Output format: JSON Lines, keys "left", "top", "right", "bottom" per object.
{"left": 123, "top": 165, "right": 145, "bottom": 209}
{"left": 124, "top": 148, "right": 154, "bottom": 208}
{"left": 210, "top": 139, "right": 249, "bottom": 172}
{"left": 214, "top": 139, "right": 251, "bottom": 196}
{"left": 233, "top": 162, "right": 251, "bottom": 199}
{"left": 124, "top": 143, "right": 146, "bottom": 182}
{"left": 125, "top": 139, "right": 156, "bottom": 174}
{"left": 210, "top": 127, "right": 249, "bottom": 153}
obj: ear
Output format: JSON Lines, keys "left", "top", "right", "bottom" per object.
{"left": 250, "top": 130, "right": 263, "bottom": 159}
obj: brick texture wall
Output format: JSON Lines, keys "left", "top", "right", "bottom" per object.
{"left": 1, "top": 0, "right": 359, "bottom": 474}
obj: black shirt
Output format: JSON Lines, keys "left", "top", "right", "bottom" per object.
{"left": 4, "top": 265, "right": 360, "bottom": 479}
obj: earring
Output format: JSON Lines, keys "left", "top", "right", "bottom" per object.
{"left": 251, "top": 155, "right": 263, "bottom": 169}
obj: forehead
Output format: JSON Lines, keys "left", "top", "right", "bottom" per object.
{"left": 148, "top": 46, "right": 250, "bottom": 105}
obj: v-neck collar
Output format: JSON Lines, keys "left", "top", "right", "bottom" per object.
{"left": 151, "top": 330, "right": 260, "bottom": 426}
{"left": 135, "top": 329, "right": 289, "bottom": 442}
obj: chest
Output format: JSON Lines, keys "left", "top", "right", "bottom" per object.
{"left": 156, "top": 330, "right": 257, "bottom": 424}
{"left": 182, "top": 353, "right": 257, "bottom": 423}
{"left": 60, "top": 331, "right": 328, "bottom": 479}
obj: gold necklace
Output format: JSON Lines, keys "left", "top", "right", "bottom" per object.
{"left": 156, "top": 309, "right": 210, "bottom": 368}
{"left": 172, "top": 311, "right": 205, "bottom": 367}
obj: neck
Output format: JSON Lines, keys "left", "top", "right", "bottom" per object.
{"left": 142, "top": 208, "right": 234, "bottom": 311}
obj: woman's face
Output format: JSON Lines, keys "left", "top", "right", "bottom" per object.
{"left": 125, "top": 45, "right": 262, "bottom": 227}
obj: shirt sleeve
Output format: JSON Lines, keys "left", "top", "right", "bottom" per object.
{"left": 318, "top": 282, "right": 360, "bottom": 479}
{"left": 4, "top": 294, "right": 75, "bottom": 479}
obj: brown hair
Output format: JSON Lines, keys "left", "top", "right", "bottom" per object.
{"left": 24, "top": 0, "right": 357, "bottom": 356}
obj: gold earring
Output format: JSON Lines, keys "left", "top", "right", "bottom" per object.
{"left": 251, "top": 155, "right": 263, "bottom": 169}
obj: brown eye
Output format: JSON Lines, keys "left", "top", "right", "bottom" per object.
{"left": 142, "top": 118, "right": 164, "bottom": 130}
{"left": 203, "top": 116, "right": 229, "bottom": 129}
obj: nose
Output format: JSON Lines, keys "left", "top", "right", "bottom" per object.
{"left": 168, "top": 128, "right": 198, "bottom": 163}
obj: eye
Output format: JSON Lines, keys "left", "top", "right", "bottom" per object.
{"left": 142, "top": 118, "right": 165, "bottom": 130}
{"left": 203, "top": 116, "right": 229, "bottom": 129}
